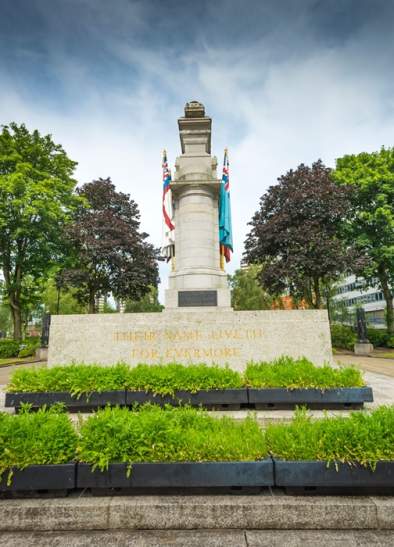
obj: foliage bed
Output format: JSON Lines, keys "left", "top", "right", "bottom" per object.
{"left": 266, "top": 406, "right": 394, "bottom": 467}
{"left": 1, "top": 405, "right": 394, "bottom": 478}
{"left": 77, "top": 405, "right": 266, "bottom": 470}
{"left": 125, "top": 363, "right": 243, "bottom": 395}
{"left": 0, "top": 406, "right": 78, "bottom": 483}
{"left": 7, "top": 359, "right": 365, "bottom": 394}
{"left": 330, "top": 323, "right": 356, "bottom": 350}
{"left": 244, "top": 356, "right": 364, "bottom": 388}
{"left": 0, "top": 337, "right": 40, "bottom": 359}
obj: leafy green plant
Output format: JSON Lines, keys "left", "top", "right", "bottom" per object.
{"left": 0, "top": 405, "right": 77, "bottom": 484}
{"left": 77, "top": 405, "right": 267, "bottom": 471}
{"left": 266, "top": 406, "right": 394, "bottom": 468}
{"left": 387, "top": 336, "right": 394, "bottom": 349}
{"left": 7, "top": 359, "right": 364, "bottom": 394}
{"left": 125, "top": 363, "right": 243, "bottom": 396}
{"left": 0, "top": 339, "right": 20, "bottom": 359}
{"left": 244, "top": 356, "right": 364, "bottom": 389}
{"left": 7, "top": 363, "right": 130, "bottom": 396}
{"left": 367, "top": 328, "right": 390, "bottom": 348}
{"left": 330, "top": 323, "right": 356, "bottom": 350}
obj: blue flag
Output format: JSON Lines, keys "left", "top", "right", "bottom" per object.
{"left": 219, "top": 149, "right": 233, "bottom": 262}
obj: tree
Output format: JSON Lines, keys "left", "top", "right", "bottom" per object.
{"left": 124, "top": 286, "right": 164, "bottom": 313}
{"left": 334, "top": 148, "right": 394, "bottom": 333}
{"left": 244, "top": 160, "right": 355, "bottom": 309}
{"left": 230, "top": 265, "right": 275, "bottom": 310}
{"left": 64, "top": 178, "right": 159, "bottom": 312}
{"left": 41, "top": 275, "right": 86, "bottom": 315}
{"left": 0, "top": 123, "right": 80, "bottom": 339}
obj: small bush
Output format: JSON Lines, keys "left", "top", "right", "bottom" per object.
{"left": 8, "top": 360, "right": 364, "bottom": 393}
{"left": 367, "top": 328, "right": 390, "bottom": 348}
{"left": 7, "top": 363, "right": 131, "bottom": 396}
{"left": 386, "top": 336, "right": 394, "bottom": 349}
{"left": 0, "top": 339, "right": 20, "bottom": 359}
{"left": 17, "top": 337, "right": 40, "bottom": 357}
{"left": 0, "top": 406, "right": 77, "bottom": 483}
{"left": 125, "top": 363, "right": 243, "bottom": 395}
{"left": 330, "top": 323, "right": 356, "bottom": 350}
{"left": 266, "top": 406, "right": 394, "bottom": 467}
{"left": 77, "top": 405, "right": 267, "bottom": 470}
{"left": 244, "top": 356, "right": 364, "bottom": 389}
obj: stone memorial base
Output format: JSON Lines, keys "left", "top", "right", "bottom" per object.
{"left": 47, "top": 310, "right": 333, "bottom": 369}
{"left": 354, "top": 342, "right": 374, "bottom": 356}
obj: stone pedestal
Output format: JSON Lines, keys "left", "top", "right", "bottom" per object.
{"left": 164, "top": 101, "right": 231, "bottom": 310}
{"left": 47, "top": 310, "right": 333, "bottom": 369}
{"left": 354, "top": 342, "right": 374, "bottom": 355}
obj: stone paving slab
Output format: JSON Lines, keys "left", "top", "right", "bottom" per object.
{"left": 336, "top": 354, "right": 394, "bottom": 378}
{"left": 0, "top": 495, "right": 392, "bottom": 532}
{"left": 1, "top": 529, "right": 394, "bottom": 547}
{"left": 0, "top": 529, "right": 247, "bottom": 547}
{"left": 246, "top": 530, "right": 394, "bottom": 546}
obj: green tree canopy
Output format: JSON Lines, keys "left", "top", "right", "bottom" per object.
{"left": 0, "top": 123, "right": 81, "bottom": 339}
{"left": 124, "top": 286, "right": 163, "bottom": 313}
{"left": 334, "top": 148, "right": 394, "bottom": 333}
{"left": 244, "top": 160, "right": 355, "bottom": 309}
{"left": 230, "top": 265, "right": 275, "bottom": 310}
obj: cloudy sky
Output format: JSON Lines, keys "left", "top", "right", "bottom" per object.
{"left": 1, "top": 0, "right": 394, "bottom": 300}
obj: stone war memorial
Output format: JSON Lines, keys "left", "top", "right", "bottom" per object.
{"left": 48, "top": 101, "right": 333, "bottom": 368}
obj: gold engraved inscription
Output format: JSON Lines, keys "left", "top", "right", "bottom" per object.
{"left": 113, "top": 327, "right": 263, "bottom": 361}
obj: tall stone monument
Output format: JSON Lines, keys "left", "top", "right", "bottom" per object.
{"left": 47, "top": 101, "right": 333, "bottom": 369}
{"left": 165, "top": 101, "right": 231, "bottom": 310}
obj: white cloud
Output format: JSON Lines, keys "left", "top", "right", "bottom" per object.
{"left": 1, "top": 6, "right": 394, "bottom": 302}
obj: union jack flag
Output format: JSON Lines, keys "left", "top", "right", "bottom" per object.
{"left": 161, "top": 150, "right": 175, "bottom": 260}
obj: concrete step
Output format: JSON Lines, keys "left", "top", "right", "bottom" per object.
{"left": 1, "top": 494, "right": 393, "bottom": 532}
{"left": 0, "top": 529, "right": 393, "bottom": 547}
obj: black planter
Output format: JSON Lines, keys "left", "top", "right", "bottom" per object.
{"left": 0, "top": 464, "right": 76, "bottom": 494}
{"left": 248, "top": 387, "right": 373, "bottom": 409}
{"left": 274, "top": 460, "right": 394, "bottom": 494}
{"left": 5, "top": 390, "right": 126, "bottom": 412}
{"left": 126, "top": 389, "right": 248, "bottom": 409}
{"left": 77, "top": 460, "right": 273, "bottom": 493}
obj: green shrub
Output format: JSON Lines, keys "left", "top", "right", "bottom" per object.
{"left": 386, "top": 336, "right": 394, "bottom": 349}
{"left": 7, "top": 363, "right": 131, "bottom": 395}
{"left": 330, "top": 323, "right": 356, "bottom": 350}
{"left": 125, "top": 363, "right": 243, "bottom": 395}
{"left": 0, "top": 339, "right": 20, "bottom": 359}
{"left": 244, "top": 356, "right": 364, "bottom": 389}
{"left": 7, "top": 363, "right": 242, "bottom": 395}
{"left": 367, "top": 328, "right": 390, "bottom": 348}
{"left": 0, "top": 406, "right": 77, "bottom": 483}
{"left": 266, "top": 406, "right": 394, "bottom": 467}
{"left": 77, "top": 405, "right": 267, "bottom": 471}
{"left": 7, "top": 360, "right": 364, "bottom": 394}
{"left": 17, "top": 337, "right": 40, "bottom": 357}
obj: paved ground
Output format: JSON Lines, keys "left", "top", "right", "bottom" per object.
{"left": 336, "top": 353, "right": 394, "bottom": 377}
{"left": 0, "top": 360, "right": 46, "bottom": 385}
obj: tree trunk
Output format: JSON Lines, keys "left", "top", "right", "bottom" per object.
{"left": 2, "top": 265, "right": 23, "bottom": 340}
{"left": 88, "top": 290, "right": 96, "bottom": 314}
{"left": 378, "top": 266, "right": 394, "bottom": 334}
{"left": 313, "top": 277, "right": 322, "bottom": 309}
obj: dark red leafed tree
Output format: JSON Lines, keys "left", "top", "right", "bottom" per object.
{"left": 244, "top": 160, "right": 357, "bottom": 309}
{"left": 63, "top": 178, "right": 159, "bottom": 313}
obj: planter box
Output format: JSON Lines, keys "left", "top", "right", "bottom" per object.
{"left": 126, "top": 389, "right": 248, "bottom": 409}
{"left": 248, "top": 387, "right": 373, "bottom": 409}
{"left": 77, "top": 460, "right": 273, "bottom": 492}
{"left": 5, "top": 391, "right": 126, "bottom": 411}
{"left": 0, "top": 464, "right": 76, "bottom": 493}
{"left": 274, "top": 460, "right": 394, "bottom": 494}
